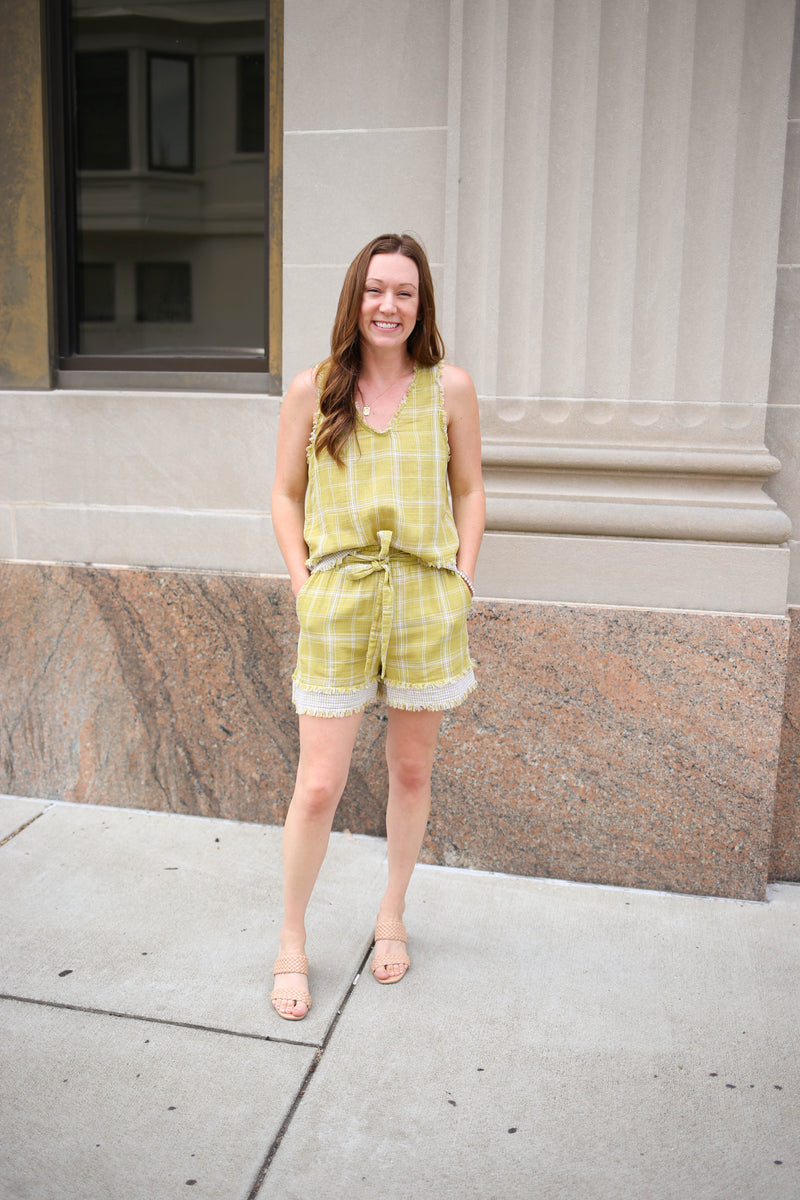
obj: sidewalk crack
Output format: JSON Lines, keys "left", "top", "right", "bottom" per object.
{"left": 246, "top": 939, "right": 374, "bottom": 1199}
{"left": 0, "top": 993, "right": 318, "bottom": 1049}
{"left": 0, "top": 806, "right": 53, "bottom": 848}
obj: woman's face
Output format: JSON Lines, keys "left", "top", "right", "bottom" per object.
{"left": 358, "top": 253, "right": 420, "bottom": 352}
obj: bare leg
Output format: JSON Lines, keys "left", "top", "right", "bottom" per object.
{"left": 373, "top": 707, "right": 444, "bottom": 981}
{"left": 273, "top": 710, "right": 363, "bottom": 1017}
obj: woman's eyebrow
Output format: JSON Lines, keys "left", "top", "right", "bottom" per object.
{"left": 365, "top": 276, "right": 418, "bottom": 290}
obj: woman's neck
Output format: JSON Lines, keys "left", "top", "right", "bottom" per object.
{"left": 358, "top": 345, "right": 414, "bottom": 388}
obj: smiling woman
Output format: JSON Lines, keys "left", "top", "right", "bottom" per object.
{"left": 268, "top": 232, "right": 485, "bottom": 1020}
{"left": 313, "top": 233, "right": 444, "bottom": 463}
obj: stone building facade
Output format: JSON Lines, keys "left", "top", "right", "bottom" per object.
{"left": 1, "top": 0, "right": 798, "bottom": 899}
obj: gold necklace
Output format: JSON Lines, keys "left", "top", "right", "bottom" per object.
{"left": 357, "top": 368, "right": 412, "bottom": 416}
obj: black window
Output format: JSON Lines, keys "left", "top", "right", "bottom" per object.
{"left": 75, "top": 51, "right": 130, "bottom": 170}
{"left": 48, "top": 0, "right": 281, "bottom": 384}
{"left": 148, "top": 55, "right": 194, "bottom": 173}
{"left": 237, "top": 54, "right": 265, "bottom": 154}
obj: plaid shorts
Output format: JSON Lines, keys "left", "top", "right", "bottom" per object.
{"left": 292, "top": 540, "right": 475, "bottom": 717}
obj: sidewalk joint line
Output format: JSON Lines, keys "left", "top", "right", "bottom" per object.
{"left": 0, "top": 807, "right": 53, "bottom": 848}
{"left": 246, "top": 940, "right": 374, "bottom": 1199}
{"left": 0, "top": 992, "right": 319, "bottom": 1050}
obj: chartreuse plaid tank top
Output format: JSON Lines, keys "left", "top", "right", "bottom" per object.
{"left": 303, "top": 363, "right": 460, "bottom": 570}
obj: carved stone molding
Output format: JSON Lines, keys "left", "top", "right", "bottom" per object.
{"left": 482, "top": 438, "right": 791, "bottom": 544}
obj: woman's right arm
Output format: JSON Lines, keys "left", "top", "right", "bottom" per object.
{"left": 271, "top": 368, "right": 319, "bottom": 597}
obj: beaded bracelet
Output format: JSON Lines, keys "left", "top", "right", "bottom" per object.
{"left": 454, "top": 567, "right": 475, "bottom": 596}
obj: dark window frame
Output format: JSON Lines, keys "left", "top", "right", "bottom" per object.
{"left": 45, "top": 0, "right": 282, "bottom": 387}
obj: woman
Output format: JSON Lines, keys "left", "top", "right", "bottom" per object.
{"left": 270, "top": 233, "right": 484, "bottom": 1019}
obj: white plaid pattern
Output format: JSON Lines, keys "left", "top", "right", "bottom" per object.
{"left": 304, "top": 364, "right": 460, "bottom": 570}
{"left": 292, "top": 554, "right": 475, "bottom": 714}
{"left": 292, "top": 364, "right": 476, "bottom": 717}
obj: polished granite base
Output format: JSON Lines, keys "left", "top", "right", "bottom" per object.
{"left": 771, "top": 606, "right": 800, "bottom": 883}
{"left": 0, "top": 562, "right": 793, "bottom": 899}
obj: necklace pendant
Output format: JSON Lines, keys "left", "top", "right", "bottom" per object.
{"left": 362, "top": 405, "right": 370, "bottom": 415}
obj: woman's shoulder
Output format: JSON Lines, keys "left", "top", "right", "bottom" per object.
{"left": 282, "top": 365, "right": 321, "bottom": 412}
{"left": 277, "top": 367, "right": 322, "bottom": 451}
{"left": 437, "top": 362, "right": 477, "bottom": 406}
{"left": 438, "top": 361, "right": 474, "bottom": 387}
{"left": 288, "top": 364, "right": 322, "bottom": 395}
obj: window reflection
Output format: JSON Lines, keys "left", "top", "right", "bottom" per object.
{"left": 72, "top": 0, "right": 266, "bottom": 358}
{"left": 76, "top": 52, "right": 130, "bottom": 170}
{"left": 148, "top": 55, "right": 193, "bottom": 173}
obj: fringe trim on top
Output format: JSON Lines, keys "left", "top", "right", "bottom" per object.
{"left": 434, "top": 362, "right": 451, "bottom": 462}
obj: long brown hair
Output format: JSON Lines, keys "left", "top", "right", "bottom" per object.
{"left": 314, "top": 233, "right": 444, "bottom": 464}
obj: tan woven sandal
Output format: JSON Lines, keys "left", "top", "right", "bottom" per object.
{"left": 270, "top": 952, "right": 312, "bottom": 1020}
{"left": 370, "top": 917, "right": 411, "bottom": 984}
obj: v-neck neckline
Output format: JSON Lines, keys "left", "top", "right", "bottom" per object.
{"left": 356, "top": 363, "right": 418, "bottom": 434}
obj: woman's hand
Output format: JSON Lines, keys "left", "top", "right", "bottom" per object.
{"left": 291, "top": 569, "right": 311, "bottom": 598}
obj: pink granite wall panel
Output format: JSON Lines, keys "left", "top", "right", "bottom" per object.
{"left": 770, "top": 606, "right": 800, "bottom": 882}
{"left": 0, "top": 562, "right": 387, "bottom": 835}
{"left": 0, "top": 563, "right": 789, "bottom": 899}
{"left": 431, "top": 601, "right": 789, "bottom": 900}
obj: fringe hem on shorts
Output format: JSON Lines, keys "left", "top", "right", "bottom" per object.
{"left": 292, "top": 668, "right": 476, "bottom": 718}
{"left": 292, "top": 679, "right": 378, "bottom": 718}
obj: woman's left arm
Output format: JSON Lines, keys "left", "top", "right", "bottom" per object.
{"left": 442, "top": 363, "right": 485, "bottom": 590}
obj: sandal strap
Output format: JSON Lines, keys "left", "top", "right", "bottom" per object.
{"left": 270, "top": 984, "right": 312, "bottom": 1006}
{"left": 374, "top": 917, "right": 407, "bottom": 944}
{"left": 273, "top": 952, "right": 309, "bottom": 976}
{"left": 371, "top": 950, "right": 410, "bottom": 970}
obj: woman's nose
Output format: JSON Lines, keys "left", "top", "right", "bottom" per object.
{"left": 380, "top": 292, "right": 397, "bottom": 312}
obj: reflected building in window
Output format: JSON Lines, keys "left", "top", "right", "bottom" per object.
{"left": 72, "top": 0, "right": 266, "bottom": 358}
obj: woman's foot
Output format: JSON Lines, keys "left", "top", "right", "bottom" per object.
{"left": 371, "top": 915, "right": 410, "bottom": 984}
{"left": 270, "top": 951, "right": 312, "bottom": 1020}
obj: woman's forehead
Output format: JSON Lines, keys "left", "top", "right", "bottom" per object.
{"left": 365, "top": 253, "right": 419, "bottom": 288}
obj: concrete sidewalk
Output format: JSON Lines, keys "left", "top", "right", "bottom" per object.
{"left": 1, "top": 795, "right": 798, "bottom": 1200}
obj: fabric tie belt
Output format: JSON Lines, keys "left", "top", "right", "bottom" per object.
{"left": 342, "top": 530, "right": 400, "bottom": 680}
{"left": 311, "top": 531, "right": 418, "bottom": 679}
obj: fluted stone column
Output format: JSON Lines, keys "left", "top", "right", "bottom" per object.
{"left": 767, "top": 0, "right": 800, "bottom": 606}
{"left": 445, "top": 0, "right": 795, "bottom": 615}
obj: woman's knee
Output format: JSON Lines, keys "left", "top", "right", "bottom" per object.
{"left": 293, "top": 768, "right": 347, "bottom": 818}
{"left": 385, "top": 712, "right": 442, "bottom": 794}
{"left": 386, "top": 751, "right": 434, "bottom": 795}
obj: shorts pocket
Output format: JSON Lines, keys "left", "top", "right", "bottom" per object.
{"left": 294, "top": 571, "right": 315, "bottom": 613}
{"left": 451, "top": 569, "right": 473, "bottom": 609}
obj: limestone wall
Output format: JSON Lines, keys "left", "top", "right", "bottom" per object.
{"left": 1, "top": 0, "right": 796, "bottom": 615}
{"left": 768, "top": 0, "right": 800, "bottom": 603}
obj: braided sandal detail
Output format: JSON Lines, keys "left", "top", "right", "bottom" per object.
{"left": 371, "top": 917, "right": 410, "bottom": 984}
{"left": 270, "top": 952, "right": 312, "bottom": 1020}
